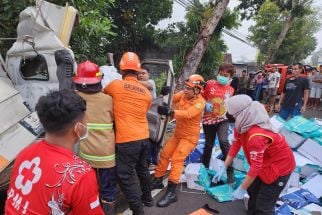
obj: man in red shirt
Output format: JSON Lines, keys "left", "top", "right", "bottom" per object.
{"left": 5, "top": 90, "right": 104, "bottom": 215}
{"left": 214, "top": 94, "right": 295, "bottom": 215}
{"left": 201, "top": 63, "right": 235, "bottom": 183}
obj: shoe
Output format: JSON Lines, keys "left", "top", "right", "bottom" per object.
{"left": 152, "top": 177, "right": 164, "bottom": 190}
{"left": 157, "top": 182, "right": 177, "bottom": 207}
{"left": 101, "top": 200, "right": 116, "bottom": 215}
{"left": 142, "top": 193, "right": 154, "bottom": 207}
{"left": 142, "top": 198, "right": 154, "bottom": 207}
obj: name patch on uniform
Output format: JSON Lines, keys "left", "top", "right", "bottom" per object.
{"left": 124, "top": 83, "right": 146, "bottom": 95}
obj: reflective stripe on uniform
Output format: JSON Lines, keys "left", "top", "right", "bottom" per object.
{"left": 79, "top": 151, "right": 115, "bottom": 162}
{"left": 87, "top": 123, "right": 113, "bottom": 130}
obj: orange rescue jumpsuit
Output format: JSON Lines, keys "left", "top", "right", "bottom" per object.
{"left": 154, "top": 91, "right": 206, "bottom": 183}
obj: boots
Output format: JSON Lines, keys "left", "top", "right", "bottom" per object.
{"left": 101, "top": 200, "right": 116, "bottom": 215}
{"left": 152, "top": 177, "right": 164, "bottom": 190}
{"left": 157, "top": 181, "right": 177, "bottom": 207}
{"left": 142, "top": 193, "right": 154, "bottom": 207}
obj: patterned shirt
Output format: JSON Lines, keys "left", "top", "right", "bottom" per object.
{"left": 202, "top": 80, "right": 234, "bottom": 125}
{"left": 5, "top": 140, "right": 103, "bottom": 215}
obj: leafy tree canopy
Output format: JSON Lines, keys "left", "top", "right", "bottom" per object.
{"left": 249, "top": 0, "right": 320, "bottom": 65}
{"left": 0, "top": 0, "right": 115, "bottom": 64}
{"left": 106, "top": 0, "right": 172, "bottom": 59}
{"left": 154, "top": 1, "right": 239, "bottom": 79}
{"left": 0, "top": 0, "right": 172, "bottom": 65}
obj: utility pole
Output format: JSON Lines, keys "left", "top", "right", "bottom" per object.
{"left": 177, "top": 0, "right": 230, "bottom": 83}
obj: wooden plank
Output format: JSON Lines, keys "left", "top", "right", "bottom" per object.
{"left": 0, "top": 123, "right": 36, "bottom": 173}
{"left": 0, "top": 93, "right": 30, "bottom": 134}
{"left": 0, "top": 79, "right": 18, "bottom": 101}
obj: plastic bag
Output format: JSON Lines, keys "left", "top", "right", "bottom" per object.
{"left": 195, "top": 164, "right": 211, "bottom": 189}
{"left": 284, "top": 116, "right": 320, "bottom": 137}
{"left": 206, "top": 184, "right": 233, "bottom": 202}
{"left": 275, "top": 204, "right": 292, "bottom": 215}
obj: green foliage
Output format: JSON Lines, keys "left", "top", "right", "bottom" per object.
{"left": 106, "top": 0, "right": 172, "bottom": 57}
{"left": 0, "top": 0, "right": 115, "bottom": 64}
{"left": 0, "top": 0, "right": 34, "bottom": 55}
{"left": 154, "top": 1, "right": 239, "bottom": 80}
{"left": 250, "top": 0, "right": 320, "bottom": 65}
{"left": 154, "top": 72, "right": 167, "bottom": 95}
{"left": 238, "top": 0, "right": 309, "bottom": 20}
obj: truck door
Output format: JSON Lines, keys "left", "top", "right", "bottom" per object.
{"left": 141, "top": 59, "right": 175, "bottom": 147}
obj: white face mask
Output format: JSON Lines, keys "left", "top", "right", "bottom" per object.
{"left": 75, "top": 122, "right": 89, "bottom": 141}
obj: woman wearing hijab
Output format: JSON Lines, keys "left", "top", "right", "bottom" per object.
{"left": 213, "top": 95, "right": 295, "bottom": 215}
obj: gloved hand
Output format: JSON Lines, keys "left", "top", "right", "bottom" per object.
{"left": 205, "top": 102, "right": 213, "bottom": 113}
{"left": 157, "top": 105, "right": 173, "bottom": 116}
{"left": 232, "top": 186, "right": 247, "bottom": 200}
{"left": 212, "top": 165, "right": 227, "bottom": 183}
{"left": 160, "top": 86, "right": 171, "bottom": 96}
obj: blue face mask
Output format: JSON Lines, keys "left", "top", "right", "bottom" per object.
{"left": 217, "top": 75, "right": 229, "bottom": 85}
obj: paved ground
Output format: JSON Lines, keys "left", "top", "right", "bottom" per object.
{"left": 143, "top": 185, "right": 246, "bottom": 215}
{"left": 1, "top": 108, "right": 321, "bottom": 214}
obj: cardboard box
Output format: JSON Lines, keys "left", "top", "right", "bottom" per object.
{"left": 297, "top": 139, "right": 322, "bottom": 166}
{"left": 185, "top": 163, "right": 204, "bottom": 191}
{"left": 280, "top": 128, "right": 306, "bottom": 149}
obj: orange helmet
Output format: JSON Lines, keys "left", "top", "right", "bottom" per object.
{"left": 185, "top": 74, "right": 205, "bottom": 90}
{"left": 119, "top": 52, "right": 141, "bottom": 72}
{"left": 73, "top": 60, "right": 102, "bottom": 85}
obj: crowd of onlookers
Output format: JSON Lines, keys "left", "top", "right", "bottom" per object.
{"left": 229, "top": 64, "right": 322, "bottom": 113}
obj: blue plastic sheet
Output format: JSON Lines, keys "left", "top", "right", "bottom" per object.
{"left": 280, "top": 188, "right": 320, "bottom": 209}
{"left": 206, "top": 184, "right": 233, "bottom": 202}
{"left": 195, "top": 164, "right": 211, "bottom": 189}
{"left": 284, "top": 116, "right": 321, "bottom": 137}
{"left": 275, "top": 204, "right": 292, "bottom": 215}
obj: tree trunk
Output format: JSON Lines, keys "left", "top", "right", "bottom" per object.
{"left": 265, "top": 13, "right": 295, "bottom": 64}
{"left": 177, "top": 0, "right": 230, "bottom": 83}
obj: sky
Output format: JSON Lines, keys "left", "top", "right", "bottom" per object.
{"left": 158, "top": 0, "right": 322, "bottom": 63}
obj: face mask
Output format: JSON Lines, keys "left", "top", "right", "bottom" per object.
{"left": 75, "top": 122, "right": 89, "bottom": 141}
{"left": 217, "top": 75, "right": 229, "bottom": 85}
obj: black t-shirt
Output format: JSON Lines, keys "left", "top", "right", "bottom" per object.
{"left": 282, "top": 76, "right": 309, "bottom": 107}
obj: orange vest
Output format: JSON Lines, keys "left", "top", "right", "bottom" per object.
{"left": 104, "top": 76, "right": 152, "bottom": 143}
{"left": 173, "top": 92, "right": 206, "bottom": 141}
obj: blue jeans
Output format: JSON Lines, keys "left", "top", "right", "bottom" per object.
{"left": 95, "top": 167, "right": 117, "bottom": 202}
{"left": 279, "top": 104, "right": 301, "bottom": 120}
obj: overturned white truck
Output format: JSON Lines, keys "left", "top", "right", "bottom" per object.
{"left": 0, "top": 0, "right": 175, "bottom": 193}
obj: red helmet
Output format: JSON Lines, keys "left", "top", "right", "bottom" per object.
{"left": 73, "top": 60, "right": 102, "bottom": 84}
{"left": 119, "top": 52, "right": 141, "bottom": 72}
{"left": 185, "top": 74, "right": 205, "bottom": 90}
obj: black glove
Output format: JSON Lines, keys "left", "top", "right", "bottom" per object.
{"left": 160, "top": 86, "right": 171, "bottom": 96}
{"left": 157, "top": 105, "right": 173, "bottom": 116}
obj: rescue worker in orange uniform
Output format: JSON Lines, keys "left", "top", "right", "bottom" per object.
{"left": 152, "top": 74, "right": 206, "bottom": 207}
{"left": 73, "top": 61, "right": 117, "bottom": 214}
{"left": 103, "top": 52, "right": 153, "bottom": 215}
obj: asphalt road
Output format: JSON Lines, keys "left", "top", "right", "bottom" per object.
{"left": 0, "top": 108, "right": 321, "bottom": 214}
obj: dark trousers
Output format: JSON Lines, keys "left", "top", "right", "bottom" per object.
{"left": 247, "top": 175, "right": 291, "bottom": 215}
{"left": 146, "top": 140, "right": 158, "bottom": 165}
{"left": 202, "top": 121, "right": 235, "bottom": 183}
{"left": 95, "top": 167, "right": 117, "bottom": 202}
{"left": 116, "top": 139, "right": 152, "bottom": 215}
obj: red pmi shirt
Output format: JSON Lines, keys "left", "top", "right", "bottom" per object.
{"left": 202, "top": 80, "right": 234, "bottom": 125}
{"left": 228, "top": 126, "right": 295, "bottom": 184}
{"left": 5, "top": 140, "right": 104, "bottom": 215}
